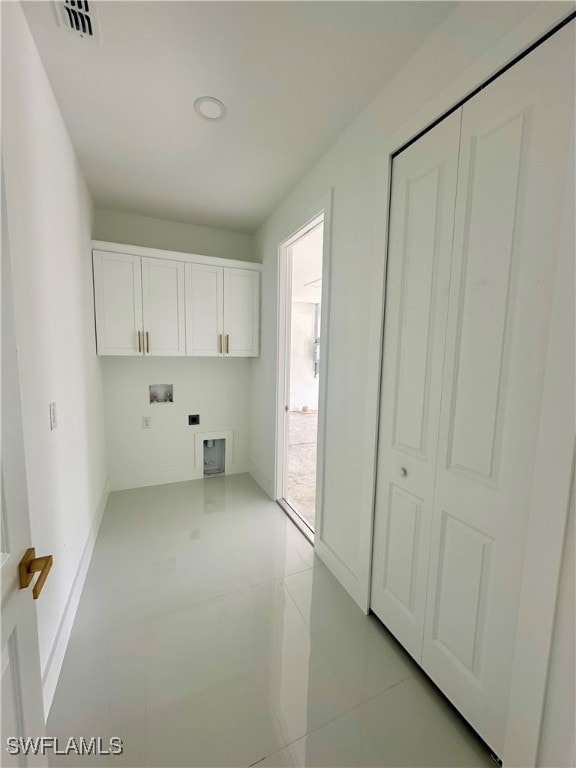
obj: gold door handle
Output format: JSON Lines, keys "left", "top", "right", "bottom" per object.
{"left": 218, "top": 334, "right": 223, "bottom": 354}
{"left": 137, "top": 331, "right": 142, "bottom": 353}
{"left": 19, "top": 548, "right": 53, "bottom": 600}
{"left": 226, "top": 334, "right": 230, "bottom": 354}
{"left": 146, "top": 331, "right": 150, "bottom": 353}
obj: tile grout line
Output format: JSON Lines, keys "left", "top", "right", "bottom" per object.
{"left": 245, "top": 706, "right": 358, "bottom": 768}
{"left": 246, "top": 673, "right": 417, "bottom": 768}
{"left": 352, "top": 671, "right": 415, "bottom": 712}
{"left": 107, "top": 568, "right": 312, "bottom": 633}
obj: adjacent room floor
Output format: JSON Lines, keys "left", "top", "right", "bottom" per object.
{"left": 287, "top": 411, "right": 318, "bottom": 529}
{"left": 48, "top": 474, "right": 493, "bottom": 767}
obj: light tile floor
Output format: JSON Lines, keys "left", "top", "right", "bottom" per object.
{"left": 47, "top": 474, "right": 493, "bottom": 768}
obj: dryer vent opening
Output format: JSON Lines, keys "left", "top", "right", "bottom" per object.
{"left": 204, "top": 439, "right": 225, "bottom": 477}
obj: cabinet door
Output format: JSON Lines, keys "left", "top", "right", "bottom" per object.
{"left": 422, "top": 25, "right": 574, "bottom": 755}
{"left": 93, "top": 250, "right": 143, "bottom": 355}
{"left": 141, "top": 257, "right": 186, "bottom": 356}
{"left": 185, "top": 263, "right": 224, "bottom": 356}
{"left": 223, "top": 268, "right": 259, "bottom": 357}
{"left": 371, "top": 111, "right": 461, "bottom": 661}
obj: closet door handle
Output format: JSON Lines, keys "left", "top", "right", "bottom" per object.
{"left": 137, "top": 331, "right": 142, "bottom": 353}
{"left": 146, "top": 332, "right": 150, "bottom": 353}
{"left": 226, "top": 334, "right": 230, "bottom": 354}
{"left": 19, "top": 548, "right": 53, "bottom": 600}
{"left": 218, "top": 334, "right": 223, "bottom": 354}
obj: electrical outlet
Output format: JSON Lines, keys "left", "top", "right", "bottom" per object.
{"left": 142, "top": 416, "right": 151, "bottom": 429}
{"left": 49, "top": 402, "right": 57, "bottom": 431}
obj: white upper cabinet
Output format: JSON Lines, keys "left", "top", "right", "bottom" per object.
{"left": 92, "top": 243, "right": 260, "bottom": 357}
{"left": 184, "top": 264, "right": 260, "bottom": 357}
{"left": 93, "top": 250, "right": 185, "bottom": 357}
{"left": 224, "top": 268, "right": 259, "bottom": 357}
{"left": 142, "top": 257, "right": 186, "bottom": 356}
{"left": 93, "top": 250, "right": 143, "bottom": 356}
{"left": 185, "top": 263, "right": 224, "bottom": 356}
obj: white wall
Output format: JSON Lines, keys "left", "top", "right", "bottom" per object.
{"left": 289, "top": 303, "right": 319, "bottom": 412}
{"left": 94, "top": 207, "right": 256, "bottom": 262}
{"left": 538, "top": 471, "right": 575, "bottom": 768}
{"left": 103, "top": 357, "right": 251, "bottom": 491}
{"left": 2, "top": 2, "right": 107, "bottom": 715}
{"left": 251, "top": 0, "right": 573, "bottom": 609}
{"left": 536, "top": 114, "right": 576, "bottom": 768}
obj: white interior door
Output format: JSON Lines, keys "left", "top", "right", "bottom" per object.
{"left": 93, "top": 250, "right": 143, "bottom": 356}
{"left": 1, "top": 176, "right": 48, "bottom": 765}
{"left": 223, "top": 268, "right": 259, "bottom": 357}
{"left": 371, "top": 110, "right": 461, "bottom": 660}
{"left": 142, "top": 257, "right": 186, "bottom": 356}
{"left": 185, "top": 263, "right": 224, "bottom": 356}
{"left": 422, "top": 25, "right": 575, "bottom": 755}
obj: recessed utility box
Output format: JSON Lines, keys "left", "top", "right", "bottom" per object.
{"left": 204, "top": 439, "right": 225, "bottom": 477}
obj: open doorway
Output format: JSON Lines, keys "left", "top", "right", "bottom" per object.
{"left": 277, "top": 214, "right": 325, "bottom": 539}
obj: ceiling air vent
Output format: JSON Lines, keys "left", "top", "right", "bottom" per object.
{"left": 55, "top": 0, "right": 99, "bottom": 40}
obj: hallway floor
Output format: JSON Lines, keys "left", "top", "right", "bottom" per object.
{"left": 48, "top": 474, "right": 492, "bottom": 767}
{"left": 287, "top": 411, "right": 317, "bottom": 528}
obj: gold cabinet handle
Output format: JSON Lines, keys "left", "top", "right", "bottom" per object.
{"left": 137, "top": 331, "right": 142, "bottom": 353}
{"left": 146, "top": 331, "right": 150, "bottom": 353}
{"left": 19, "top": 548, "right": 53, "bottom": 600}
{"left": 218, "top": 334, "right": 223, "bottom": 354}
{"left": 226, "top": 334, "right": 230, "bottom": 354}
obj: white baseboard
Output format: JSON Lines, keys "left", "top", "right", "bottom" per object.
{"left": 42, "top": 487, "right": 109, "bottom": 718}
{"left": 106, "top": 461, "right": 251, "bottom": 493}
{"left": 247, "top": 461, "right": 274, "bottom": 499}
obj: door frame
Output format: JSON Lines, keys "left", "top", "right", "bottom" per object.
{"left": 368, "top": 16, "right": 575, "bottom": 768}
{"left": 275, "top": 193, "right": 333, "bottom": 541}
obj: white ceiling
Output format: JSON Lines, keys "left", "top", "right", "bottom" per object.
{"left": 23, "top": 1, "right": 454, "bottom": 234}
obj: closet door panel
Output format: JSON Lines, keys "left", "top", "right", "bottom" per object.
{"left": 447, "top": 114, "right": 524, "bottom": 480}
{"left": 371, "top": 111, "right": 461, "bottom": 660}
{"left": 142, "top": 257, "right": 186, "bottom": 356}
{"left": 392, "top": 165, "right": 444, "bottom": 457}
{"left": 383, "top": 485, "right": 423, "bottom": 614}
{"left": 423, "top": 24, "right": 575, "bottom": 755}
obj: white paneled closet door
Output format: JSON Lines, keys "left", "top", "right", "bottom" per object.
{"left": 372, "top": 22, "right": 574, "bottom": 758}
{"left": 371, "top": 111, "right": 461, "bottom": 660}
{"left": 422, "top": 24, "right": 575, "bottom": 755}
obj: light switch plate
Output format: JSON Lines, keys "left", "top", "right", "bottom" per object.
{"left": 49, "top": 402, "right": 57, "bottom": 431}
{"left": 142, "top": 416, "right": 151, "bottom": 429}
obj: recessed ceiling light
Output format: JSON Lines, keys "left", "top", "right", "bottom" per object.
{"left": 194, "top": 97, "right": 227, "bottom": 122}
